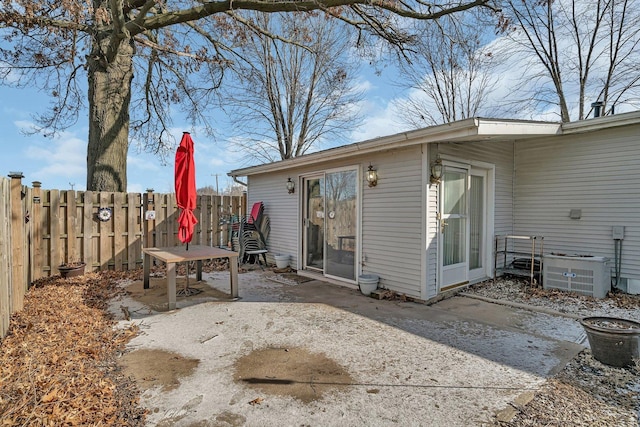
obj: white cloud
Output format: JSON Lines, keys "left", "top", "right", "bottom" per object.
{"left": 23, "top": 126, "right": 87, "bottom": 190}
{"left": 128, "top": 153, "right": 161, "bottom": 171}
{"left": 349, "top": 97, "right": 409, "bottom": 143}
{"left": 352, "top": 78, "right": 374, "bottom": 95}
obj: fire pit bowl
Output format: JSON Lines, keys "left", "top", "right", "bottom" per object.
{"left": 58, "top": 262, "right": 86, "bottom": 278}
{"left": 580, "top": 317, "right": 640, "bottom": 368}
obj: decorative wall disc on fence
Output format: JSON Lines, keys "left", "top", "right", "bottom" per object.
{"left": 97, "top": 207, "right": 112, "bottom": 222}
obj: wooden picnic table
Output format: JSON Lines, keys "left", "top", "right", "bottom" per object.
{"left": 142, "top": 245, "right": 239, "bottom": 310}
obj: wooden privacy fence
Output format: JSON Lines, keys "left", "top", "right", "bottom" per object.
{"left": 1, "top": 174, "right": 246, "bottom": 339}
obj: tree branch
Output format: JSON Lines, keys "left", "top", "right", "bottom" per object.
{"left": 131, "top": 0, "right": 493, "bottom": 35}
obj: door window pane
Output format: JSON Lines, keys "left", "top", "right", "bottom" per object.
{"left": 325, "top": 170, "right": 357, "bottom": 280}
{"left": 443, "top": 217, "right": 465, "bottom": 266}
{"left": 442, "top": 169, "right": 467, "bottom": 267}
{"left": 469, "top": 175, "right": 484, "bottom": 269}
{"left": 305, "top": 178, "right": 324, "bottom": 269}
{"left": 443, "top": 171, "right": 466, "bottom": 215}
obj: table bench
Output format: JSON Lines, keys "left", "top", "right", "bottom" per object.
{"left": 143, "top": 245, "right": 239, "bottom": 310}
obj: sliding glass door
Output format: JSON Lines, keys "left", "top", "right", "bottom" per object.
{"left": 302, "top": 168, "right": 357, "bottom": 281}
{"left": 325, "top": 170, "right": 357, "bottom": 280}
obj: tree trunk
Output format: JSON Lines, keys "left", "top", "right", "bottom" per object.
{"left": 86, "top": 37, "right": 134, "bottom": 192}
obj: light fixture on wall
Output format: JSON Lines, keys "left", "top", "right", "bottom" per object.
{"left": 366, "top": 164, "right": 378, "bottom": 187}
{"left": 430, "top": 158, "right": 443, "bottom": 185}
{"left": 286, "top": 177, "right": 295, "bottom": 194}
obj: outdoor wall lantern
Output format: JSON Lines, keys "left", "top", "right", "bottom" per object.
{"left": 430, "top": 158, "right": 443, "bottom": 185}
{"left": 286, "top": 177, "right": 295, "bottom": 194}
{"left": 366, "top": 164, "right": 378, "bottom": 187}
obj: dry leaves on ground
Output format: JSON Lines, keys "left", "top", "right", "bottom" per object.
{"left": 501, "top": 351, "right": 640, "bottom": 426}
{"left": 468, "top": 278, "right": 640, "bottom": 426}
{"left": 0, "top": 272, "right": 146, "bottom": 426}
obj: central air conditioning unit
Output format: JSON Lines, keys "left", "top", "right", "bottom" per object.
{"left": 543, "top": 254, "right": 610, "bottom": 298}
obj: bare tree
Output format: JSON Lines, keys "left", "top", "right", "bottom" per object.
{"left": 222, "top": 12, "right": 363, "bottom": 163}
{"left": 397, "top": 11, "right": 500, "bottom": 127}
{"left": 501, "top": 0, "right": 640, "bottom": 122}
{"left": 0, "top": 0, "right": 495, "bottom": 191}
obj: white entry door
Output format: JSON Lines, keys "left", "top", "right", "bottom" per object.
{"left": 440, "top": 165, "right": 469, "bottom": 289}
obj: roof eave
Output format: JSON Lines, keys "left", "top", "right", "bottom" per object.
{"left": 562, "top": 110, "right": 640, "bottom": 134}
{"left": 228, "top": 117, "right": 562, "bottom": 177}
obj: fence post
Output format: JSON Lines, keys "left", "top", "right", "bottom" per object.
{"left": 31, "top": 181, "right": 43, "bottom": 281}
{"left": 143, "top": 188, "right": 155, "bottom": 250}
{"left": 143, "top": 189, "right": 154, "bottom": 289}
{"left": 9, "top": 172, "right": 25, "bottom": 312}
{"left": 242, "top": 192, "right": 247, "bottom": 216}
{"left": 1, "top": 178, "right": 10, "bottom": 338}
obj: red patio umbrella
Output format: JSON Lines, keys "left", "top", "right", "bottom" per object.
{"left": 175, "top": 132, "right": 198, "bottom": 248}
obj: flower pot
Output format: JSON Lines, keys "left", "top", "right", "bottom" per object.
{"left": 274, "top": 254, "right": 290, "bottom": 269}
{"left": 358, "top": 274, "right": 379, "bottom": 296}
{"left": 580, "top": 317, "right": 640, "bottom": 368}
{"left": 58, "top": 263, "right": 86, "bottom": 278}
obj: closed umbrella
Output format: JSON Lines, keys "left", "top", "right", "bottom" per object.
{"left": 175, "top": 132, "right": 198, "bottom": 247}
{"left": 175, "top": 132, "right": 199, "bottom": 296}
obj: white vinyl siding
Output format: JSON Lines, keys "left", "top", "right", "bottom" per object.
{"left": 438, "top": 140, "right": 514, "bottom": 237}
{"left": 514, "top": 125, "right": 640, "bottom": 281}
{"left": 247, "top": 147, "right": 427, "bottom": 298}
{"left": 361, "top": 147, "right": 424, "bottom": 299}
{"left": 247, "top": 174, "right": 299, "bottom": 267}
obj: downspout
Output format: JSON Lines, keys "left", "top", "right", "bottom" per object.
{"left": 231, "top": 175, "right": 247, "bottom": 187}
{"left": 512, "top": 140, "right": 516, "bottom": 236}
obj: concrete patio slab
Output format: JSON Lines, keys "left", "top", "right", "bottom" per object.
{"left": 112, "top": 270, "right": 585, "bottom": 426}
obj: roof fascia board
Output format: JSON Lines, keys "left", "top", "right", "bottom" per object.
{"left": 476, "top": 120, "right": 561, "bottom": 136}
{"left": 229, "top": 117, "right": 565, "bottom": 177}
{"left": 561, "top": 110, "right": 640, "bottom": 134}
{"left": 229, "top": 118, "right": 481, "bottom": 176}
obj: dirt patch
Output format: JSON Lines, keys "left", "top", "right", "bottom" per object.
{"left": 119, "top": 349, "right": 199, "bottom": 392}
{"left": 123, "top": 278, "right": 230, "bottom": 311}
{"left": 233, "top": 347, "right": 353, "bottom": 403}
{"left": 268, "top": 272, "right": 315, "bottom": 285}
{"left": 278, "top": 273, "right": 314, "bottom": 284}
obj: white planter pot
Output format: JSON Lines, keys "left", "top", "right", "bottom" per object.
{"left": 274, "top": 254, "right": 290, "bottom": 269}
{"left": 358, "top": 274, "right": 379, "bottom": 296}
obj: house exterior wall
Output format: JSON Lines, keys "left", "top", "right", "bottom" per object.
{"left": 247, "top": 140, "right": 516, "bottom": 301}
{"left": 245, "top": 146, "right": 427, "bottom": 299}
{"left": 514, "top": 124, "right": 640, "bottom": 283}
{"left": 361, "top": 146, "right": 425, "bottom": 298}
{"left": 246, "top": 173, "right": 299, "bottom": 267}
{"left": 237, "top": 113, "right": 640, "bottom": 298}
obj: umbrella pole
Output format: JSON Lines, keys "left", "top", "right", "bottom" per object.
{"left": 185, "top": 242, "right": 189, "bottom": 291}
{"left": 185, "top": 262, "right": 189, "bottom": 290}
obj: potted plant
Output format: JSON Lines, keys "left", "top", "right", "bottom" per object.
{"left": 58, "top": 261, "right": 86, "bottom": 278}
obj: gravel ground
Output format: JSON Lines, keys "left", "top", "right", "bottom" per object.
{"left": 463, "top": 278, "right": 640, "bottom": 426}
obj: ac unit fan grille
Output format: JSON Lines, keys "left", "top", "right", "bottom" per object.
{"left": 543, "top": 256, "right": 609, "bottom": 298}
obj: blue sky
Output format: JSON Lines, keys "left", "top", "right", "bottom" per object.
{"left": 0, "top": 66, "right": 406, "bottom": 194}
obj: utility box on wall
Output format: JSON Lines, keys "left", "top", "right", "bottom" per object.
{"left": 543, "top": 254, "right": 610, "bottom": 298}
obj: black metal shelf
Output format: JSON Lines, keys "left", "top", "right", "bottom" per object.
{"left": 494, "top": 235, "right": 544, "bottom": 286}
